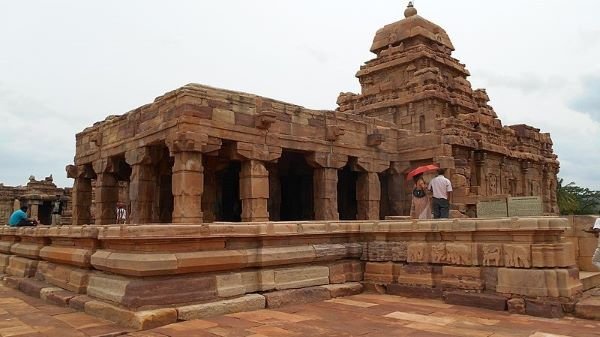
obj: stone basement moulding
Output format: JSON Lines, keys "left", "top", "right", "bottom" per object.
{"left": 0, "top": 217, "right": 595, "bottom": 329}
{"left": 66, "top": 4, "right": 558, "bottom": 227}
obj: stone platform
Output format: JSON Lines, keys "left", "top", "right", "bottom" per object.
{"left": 0, "top": 217, "right": 590, "bottom": 328}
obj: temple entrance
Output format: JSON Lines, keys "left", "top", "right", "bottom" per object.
{"left": 338, "top": 164, "right": 358, "bottom": 220}
{"left": 38, "top": 201, "right": 52, "bottom": 225}
{"left": 277, "top": 151, "right": 313, "bottom": 221}
{"left": 215, "top": 161, "right": 241, "bottom": 222}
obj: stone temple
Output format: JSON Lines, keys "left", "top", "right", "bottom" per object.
{"left": 2, "top": 3, "right": 598, "bottom": 331}
{"left": 65, "top": 4, "right": 558, "bottom": 226}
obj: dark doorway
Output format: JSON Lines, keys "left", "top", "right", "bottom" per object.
{"left": 216, "top": 161, "right": 241, "bottom": 222}
{"left": 154, "top": 146, "right": 174, "bottom": 223}
{"left": 38, "top": 201, "right": 52, "bottom": 225}
{"left": 338, "top": 165, "right": 358, "bottom": 220}
{"left": 379, "top": 172, "right": 390, "bottom": 220}
{"left": 278, "top": 151, "right": 314, "bottom": 221}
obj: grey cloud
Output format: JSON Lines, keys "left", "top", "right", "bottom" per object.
{"left": 569, "top": 76, "right": 600, "bottom": 121}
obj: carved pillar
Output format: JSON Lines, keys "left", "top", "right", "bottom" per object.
{"left": 306, "top": 152, "right": 348, "bottom": 221}
{"left": 91, "top": 159, "right": 119, "bottom": 225}
{"left": 67, "top": 165, "right": 92, "bottom": 225}
{"left": 313, "top": 167, "right": 339, "bottom": 220}
{"left": 171, "top": 150, "right": 203, "bottom": 223}
{"left": 240, "top": 160, "right": 269, "bottom": 222}
{"left": 126, "top": 148, "right": 156, "bottom": 224}
{"left": 29, "top": 201, "right": 40, "bottom": 220}
{"left": 356, "top": 172, "right": 381, "bottom": 220}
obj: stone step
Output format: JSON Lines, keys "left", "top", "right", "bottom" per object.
{"left": 580, "top": 271, "right": 600, "bottom": 291}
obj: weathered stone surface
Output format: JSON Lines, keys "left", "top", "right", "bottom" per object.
{"left": 85, "top": 300, "right": 177, "bottom": 330}
{"left": 216, "top": 273, "right": 245, "bottom": 298}
{"left": 321, "top": 282, "right": 363, "bottom": 298}
{"left": 395, "top": 264, "right": 436, "bottom": 287}
{"left": 496, "top": 268, "right": 582, "bottom": 297}
{"left": 39, "top": 246, "right": 93, "bottom": 268}
{"left": 387, "top": 284, "right": 442, "bottom": 299}
{"left": 6, "top": 256, "right": 38, "bottom": 277}
{"left": 441, "top": 266, "right": 484, "bottom": 290}
{"left": 507, "top": 298, "right": 526, "bottom": 314}
{"left": 240, "top": 269, "right": 275, "bottom": 293}
{"left": 575, "top": 296, "right": 600, "bottom": 320}
{"left": 525, "top": 299, "right": 564, "bottom": 318}
{"left": 36, "top": 261, "right": 90, "bottom": 294}
{"left": 177, "top": 294, "right": 266, "bottom": 320}
{"left": 265, "top": 287, "right": 331, "bottom": 308}
{"left": 364, "top": 262, "right": 394, "bottom": 284}
{"left": 274, "top": 266, "right": 330, "bottom": 290}
{"left": 18, "top": 278, "right": 48, "bottom": 298}
{"left": 69, "top": 295, "right": 95, "bottom": 311}
{"left": 443, "top": 291, "right": 506, "bottom": 311}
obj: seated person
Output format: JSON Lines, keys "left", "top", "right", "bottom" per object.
{"left": 8, "top": 206, "right": 37, "bottom": 227}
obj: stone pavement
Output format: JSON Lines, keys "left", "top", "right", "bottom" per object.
{"left": 0, "top": 284, "right": 130, "bottom": 337}
{"left": 2, "top": 282, "right": 600, "bottom": 337}
{"left": 128, "top": 294, "right": 600, "bottom": 337}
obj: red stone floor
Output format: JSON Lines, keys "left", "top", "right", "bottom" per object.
{"left": 0, "top": 284, "right": 131, "bottom": 337}
{"left": 129, "top": 293, "right": 600, "bottom": 337}
{"left": 2, "top": 282, "right": 600, "bottom": 337}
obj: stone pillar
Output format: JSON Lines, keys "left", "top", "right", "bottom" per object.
{"left": 94, "top": 172, "right": 119, "bottom": 225}
{"left": 357, "top": 172, "right": 381, "bottom": 220}
{"left": 67, "top": 165, "right": 92, "bottom": 225}
{"left": 29, "top": 201, "right": 40, "bottom": 220}
{"left": 240, "top": 160, "right": 269, "bottom": 222}
{"left": 313, "top": 167, "right": 339, "bottom": 220}
{"left": 171, "top": 150, "right": 204, "bottom": 223}
{"left": 126, "top": 148, "right": 156, "bottom": 224}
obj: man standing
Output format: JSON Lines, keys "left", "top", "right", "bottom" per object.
{"left": 428, "top": 168, "right": 453, "bottom": 219}
{"left": 8, "top": 206, "right": 37, "bottom": 227}
{"left": 116, "top": 203, "right": 127, "bottom": 224}
{"left": 51, "top": 197, "right": 63, "bottom": 225}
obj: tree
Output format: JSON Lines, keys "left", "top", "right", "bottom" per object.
{"left": 557, "top": 178, "right": 600, "bottom": 215}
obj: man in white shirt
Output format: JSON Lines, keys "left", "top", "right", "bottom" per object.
{"left": 116, "top": 203, "right": 127, "bottom": 224}
{"left": 428, "top": 168, "right": 453, "bottom": 219}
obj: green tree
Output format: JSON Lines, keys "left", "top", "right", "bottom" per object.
{"left": 557, "top": 178, "right": 600, "bottom": 215}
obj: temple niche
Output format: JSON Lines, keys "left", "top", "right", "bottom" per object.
{"left": 66, "top": 3, "right": 559, "bottom": 224}
{"left": 0, "top": 176, "right": 72, "bottom": 226}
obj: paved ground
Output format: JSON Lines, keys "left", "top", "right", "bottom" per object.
{"left": 0, "top": 285, "right": 130, "bottom": 337}
{"left": 1, "top": 283, "right": 600, "bottom": 337}
{"left": 129, "top": 294, "right": 600, "bottom": 337}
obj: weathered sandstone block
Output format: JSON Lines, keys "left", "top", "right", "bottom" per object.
{"left": 177, "top": 294, "right": 265, "bottom": 320}
{"left": 265, "top": 287, "right": 331, "bottom": 308}
{"left": 364, "top": 262, "right": 394, "bottom": 284}
{"left": 6, "top": 256, "right": 38, "bottom": 277}
{"left": 274, "top": 265, "right": 330, "bottom": 290}
{"left": 496, "top": 268, "right": 582, "bottom": 297}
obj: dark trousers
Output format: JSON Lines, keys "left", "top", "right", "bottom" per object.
{"left": 16, "top": 219, "right": 36, "bottom": 227}
{"left": 432, "top": 197, "right": 450, "bottom": 219}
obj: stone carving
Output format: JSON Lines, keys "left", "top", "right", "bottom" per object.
{"left": 481, "top": 244, "right": 503, "bottom": 266}
{"left": 503, "top": 244, "right": 531, "bottom": 268}
{"left": 446, "top": 243, "right": 472, "bottom": 266}
{"left": 430, "top": 243, "right": 446, "bottom": 264}
{"left": 407, "top": 243, "right": 430, "bottom": 263}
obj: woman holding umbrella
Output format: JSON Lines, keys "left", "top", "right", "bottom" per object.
{"left": 410, "top": 173, "right": 431, "bottom": 219}
{"left": 407, "top": 165, "right": 438, "bottom": 219}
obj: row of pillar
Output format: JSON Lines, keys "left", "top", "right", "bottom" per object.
{"left": 69, "top": 145, "right": 392, "bottom": 225}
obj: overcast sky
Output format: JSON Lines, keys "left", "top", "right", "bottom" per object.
{"left": 1, "top": 0, "right": 599, "bottom": 190}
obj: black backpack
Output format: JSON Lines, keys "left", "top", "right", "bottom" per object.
{"left": 413, "top": 188, "right": 426, "bottom": 198}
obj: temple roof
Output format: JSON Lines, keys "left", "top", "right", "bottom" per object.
{"left": 370, "top": 3, "right": 454, "bottom": 54}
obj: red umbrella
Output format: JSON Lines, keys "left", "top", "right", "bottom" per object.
{"left": 406, "top": 164, "right": 439, "bottom": 181}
